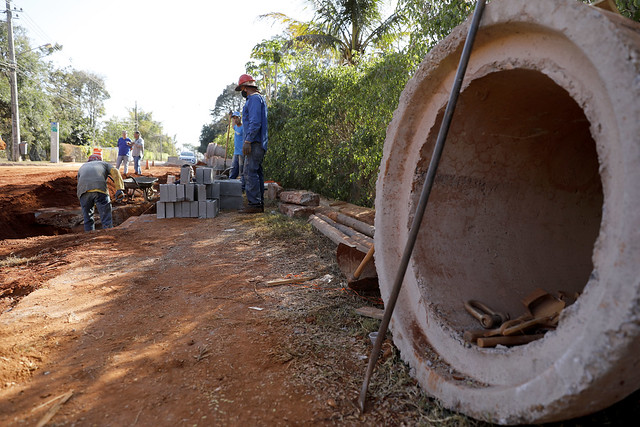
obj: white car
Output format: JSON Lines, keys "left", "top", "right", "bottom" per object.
{"left": 179, "top": 151, "right": 196, "bottom": 164}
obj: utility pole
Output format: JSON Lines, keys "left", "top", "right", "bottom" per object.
{"left": 6, "top": 0, "right": 21, "bottom": 161}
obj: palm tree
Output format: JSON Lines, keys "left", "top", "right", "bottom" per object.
{"left": 263, "top": 0, "right": 404, "bottom": 65}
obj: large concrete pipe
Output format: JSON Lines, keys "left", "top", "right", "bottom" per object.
{"left": 374, "top": 0, "right": 640, "bottom": 424}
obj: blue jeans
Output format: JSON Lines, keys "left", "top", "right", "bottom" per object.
{"left": 244, "top": 143, "right": 265, "bottom": 207}
{"left": 133, "top": 156, "right": 142, "bottom": 174}
{"left": 116, "top": 155, "right": 129, "bottom": 175}
{"left": 80, "top": 192, "right": 113, "bottom": 231}
{"left": 230, "top": 154, "right": 245, "bottom": 188}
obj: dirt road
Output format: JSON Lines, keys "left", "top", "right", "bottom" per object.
{"left": 0, "top": 164, "right": 431, "bottom": 426}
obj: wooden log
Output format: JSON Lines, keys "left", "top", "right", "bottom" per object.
{"left": 279, "top": 190, "right": 320, "bottom": 206}
{"left": 265, "top": 275, "right": 316, "bottom": 286}
{"left": 36, "top": 390, "right": 73, "bottom": 427}
{"left": 328, "top": 201, "right": 375, "bottom": 225}
{"left": 315, "top": 213, "right": 373, "bottom": 248}
{"left": 279, "top": 202, "right": 316, "bottom": 218}
{"left": 324, "top": 211, "right": 375, "bottom": 238}
{"left": 355, "top": 306, "right": 384, "bottom": 320}
{"left": 309, "top": 215, "right": 352, "bottom": 247}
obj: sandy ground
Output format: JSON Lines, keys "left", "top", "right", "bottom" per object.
{"left": 0, "top": 163, "right": 400, "bottom": 426}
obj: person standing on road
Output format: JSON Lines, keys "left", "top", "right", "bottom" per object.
{"left": 116, "top": 131, "right": 132, "bottom": 175}
{"left": 131, "top": 131, "right": 145, "bottom": 175}
{"left": 229, "top": 111, "right": 245, "bottom": 189}
{"left": 235, "top": 74, "right": 267, "bottom": 214}
{"left": 77, "top": 154, "right": 125, "bottom": 231}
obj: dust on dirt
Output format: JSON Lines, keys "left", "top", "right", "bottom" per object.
{"left": 1, "top": 164, "right": 639, "bottom": 427}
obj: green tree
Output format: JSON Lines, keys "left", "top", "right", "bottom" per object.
{"left": 199, "top": 83, "right": 241, "bottom": 154}
{"left": 263, "top": 0, "right": 405, "bottom": 65}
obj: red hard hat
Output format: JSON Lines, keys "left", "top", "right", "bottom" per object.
{"left": 235, "top": 73, "right": 257, "bottom": 91}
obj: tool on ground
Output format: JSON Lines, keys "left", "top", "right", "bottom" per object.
{"left": 357, "top": 0, "right": 487, "bottom": 413}
{"left": 464, "top": 300, "right": 508, "bottom": 329}
{"left": 337, "top": 243, "right": 378, "bottom": 291}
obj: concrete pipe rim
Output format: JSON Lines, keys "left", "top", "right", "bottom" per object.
{"left": 374, "top": 0, "right": 640, "bottom": 424}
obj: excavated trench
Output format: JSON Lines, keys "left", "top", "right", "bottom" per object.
{"left": 375, "top": 0, "right": 640, "bottom": 424}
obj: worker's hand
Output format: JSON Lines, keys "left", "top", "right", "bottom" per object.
{"left": 242, "top": 141, "right": 252, "bottom": 156}
{"left": 115, "top": 189, "right": 125, "bottom": 202}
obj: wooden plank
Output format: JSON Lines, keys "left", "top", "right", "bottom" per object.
{"left": 355, "top": 306, "right": 384, "bottom": 320}
{"left": 324, "top": 211, "right": 375, "bottom": 237}
{"left": 36, "top": 390, "right": 73, "bottom": 427}
{"left": 264, "top": 275, "right": 316, "bottom": 286}
{"left": 309, "top": 215, "right": 352, "bottom": 247}
{"left": 476, "top": 334, "right": 545, "bottom": 348}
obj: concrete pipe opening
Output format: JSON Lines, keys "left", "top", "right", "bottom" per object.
{"left": 375, "top": 0, "right": 640, "bottom": 424}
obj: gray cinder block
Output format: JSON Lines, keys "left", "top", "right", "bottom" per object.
{"left": 198, "top": 201, "right": 207, "bottom": 219}
{"left": 180, "top": 165, "right": 192, "bottom": 183}
{"left": 218, "top": 179, "right": 242, "bottom": 196}
{"left": 176, "top": 184, "right": 185, "bottom": 202}
{"left": 220, "top": 195, "right": 243, "bottom": 210}
{"left": 156, "top": 202, "right": 166, "bottom": 219}
{"left": 190, "top": 201, "right": 199, "bottom": 218}
{"left": 185, "top": 183, "right": 195, "bottom": 201}
{"left": 174, "top": 201, "right": 183, "bottom": 218}
{"left": 195, "top": 168, "right": 204, "bottom": 184}
{"left": 165, "top": 202, "right": 175, "bottom": 218}
{"left": 206, "top": 199, "right": 219, "bottom": 218}
{"left": 196, "top": 184, "right": 206, "bottom": 201}
{"left": 202, "top": 168, "right": 214, "bottom": 184}
{"left": 206, "top": 182, "right": 220, "bottom": 199}
{"left": 159, "top": 184, "right": 169, "bottom": 202}
{"left": 167, "top": 184, "right": 177, "bottom": 202}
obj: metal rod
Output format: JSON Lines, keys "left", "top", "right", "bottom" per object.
{"left": 357, "top": 0, "right": 487, "bottom": 413}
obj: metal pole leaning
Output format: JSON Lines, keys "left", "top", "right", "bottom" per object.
{"left": 357, "top": 0, "right": 487, "bottom": 413}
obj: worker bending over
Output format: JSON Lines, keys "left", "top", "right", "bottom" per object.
{"left": 77, "top": 154, "right": 125, "bottom": 231}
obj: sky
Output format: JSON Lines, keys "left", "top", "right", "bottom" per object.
{"left": 13, "top": 0, "right": 314, "bottom": 150}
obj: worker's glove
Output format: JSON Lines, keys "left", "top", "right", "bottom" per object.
{"left": 115, "top": 189, "right": 125, "bottom": 202}
{"left": 242, "top": 141, "right": 252, "bottom": 156}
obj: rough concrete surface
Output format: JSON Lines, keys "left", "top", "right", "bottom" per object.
{"left": 375, "top": 0, "right": 640, "bottom": 424}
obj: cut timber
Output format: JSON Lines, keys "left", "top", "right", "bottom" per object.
{"left": 476, "top": 334, "right": 545, "bottom": 348}
{"left": 279, "top": 190, "right": 320, "bottom": 206}
{"left": 328, "top": 201, "right": 375, "bottom": 225}
{"left": 355, "top": 306, "right": 384, "bottom": 320}
{"left": 309, "top": 214, "right": 352, "bottom": 248}
{"left": 324, "top": 211, "right": 375, "bottom": 238}
{"left": 36, "top": 390, "right": 73, "bottom": 427}
{"left": 279, "top": 202, "right": 316, "bottom": 218}
{"left": 314, "top": 213, "right": 372, "bottom": 253}
{"left": 265, "top": 276, "right": 315, "bottom": 286}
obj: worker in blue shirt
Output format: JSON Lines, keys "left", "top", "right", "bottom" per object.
{"left": 229, "top": 111, "right": 245, "bottom": 191}
{"left": 235, "top": 73, "right": 268, "bottom": 214}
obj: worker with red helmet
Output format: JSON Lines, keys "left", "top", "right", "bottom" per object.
{"left": 235, "top": 73, "right": 268, "bottom": 213}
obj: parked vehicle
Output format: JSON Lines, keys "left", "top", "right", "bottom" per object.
{"left": 179, "top": 151, "right": 196, "bottom": 164}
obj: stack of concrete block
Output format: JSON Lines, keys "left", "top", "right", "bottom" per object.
{"left": 279, "top": 190, "right": 320, "bottom": 218}
{"left": 156, "top": 168, "right": 245, "bottom": 219}
{"left": 156, "top": 167, "right": 219, "bottom": 219}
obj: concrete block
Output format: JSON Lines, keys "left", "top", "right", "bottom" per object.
{"left": 185, "top": 183, "right": 195, "bottom": 201}
{"left": 206, "top": 199, "right": 219, "bottom": 218}
{"left": 166, "top": 175, "right": 176, "bottom": 184}
{"left": 198, "top": 201, "right": 207, "bottom": 219}
{"left": 174, "top": 201, "right": 183, "bottom": 218}
{"left": 202, "top": 168, "right": 214, "bottom": 184}
{"left": 196, "top": 184, "right": 206, "bottom": 201}
{"left": 206, "top": 182, "right": 221, "bottom": 199}
{"left": 218, "top": 179, "right": 243, "bottom": 196}
{"left": 156, "top": 202, "right": 166, "bottom": 219}
{"left": 167, "top": 184, "right": 177, "bottom": 202}
{"left": 195, "top": 167, "right": 204, "bottom": 184}
{"left": 279, "top": 202, "right": 316, "bottom": 218}
{"left": 180, "top": 164, "right": 192, "bottom": 183}
{"left": 176, "top": 184, "right": 185, "bottom": 202}
{"left": 190, "top": 201, "right": 199, "bottom": 218}
{"left": 279, "top": 190, "right": 320, "bottom": 206}
{"left": 182, "top": 201, "right": 191, "bottom": 217}
{"left": 159, "top": 184, "right": 169, "bottom": 202}
{"left": 165, "top": 202, "right": 175, "bottom": 219}
{"left": 220, "top": 195, "right": 243, "bottom": 211}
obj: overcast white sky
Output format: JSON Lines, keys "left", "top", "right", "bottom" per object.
{"left": 13, "top": 0, "right": 313, "bottom": 150}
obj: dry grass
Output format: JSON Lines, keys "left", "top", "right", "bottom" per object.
{"left": 252, "top": 211, "right": 640, "bottom": 427}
